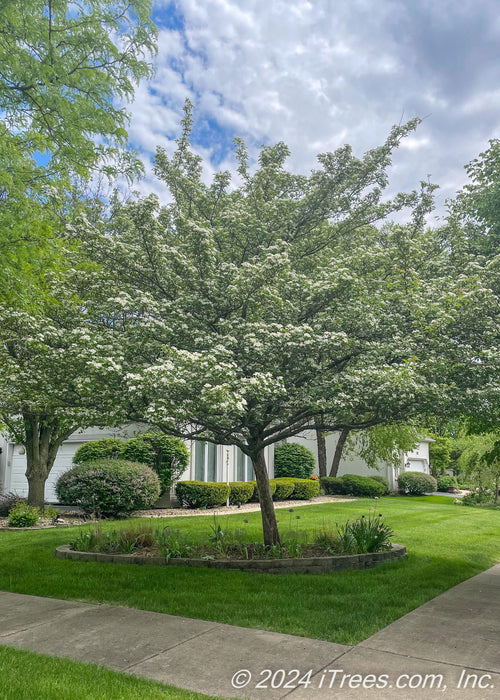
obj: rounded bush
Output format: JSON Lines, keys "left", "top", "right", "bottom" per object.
{"left": 320, "top": 477, "right": 344, "bottom": 495}
{"left": 123, "top": 432, "right": 189, "bottom": 493}
{"left": 436, "top": 475, "right": 458, "bottom": 492}
{"left": 370, "top": 475, "right": 390, "bottom": 495}
{"left": 8, "top": 502, "right": 39, "bottom": 527}
{"left": 249, "top": 480, "right": 277, "bottom": 502}
{"left": 291, "top": 478, "right": 320, "bottom": 500}
{"left": 270, "top": 478, "right": 296, "bottom": 501}
{"left": 228, "top": 482, "right": 254, "bottom": 505}
{"left": 56, "top": 460, "right": 161, "bottom": 517}
{"left": 274, "top": 443, "right": 315, "bottom": 479}
{"left": 340, "top": 474, "right": 386, "bottom": 498}
{"left": 73, "top": 438, "right": 125, "bottom": 465}
{"left": 398, "top": 471, "right": 437, "bottom": 496}
{"left": 175, "top": 481, "right": 230, "bottom": 509}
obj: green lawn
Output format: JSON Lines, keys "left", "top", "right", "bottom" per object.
{"left": 1, "top": 497, "right": 499, "bottom": 646}
{"left": 0, "top": 646, "right": 222, "bottom": 700}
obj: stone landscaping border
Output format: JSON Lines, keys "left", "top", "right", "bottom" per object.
{"left": 55, "top": 543, "right": 406, "bottom": 574}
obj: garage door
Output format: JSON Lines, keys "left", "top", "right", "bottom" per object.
{"left": 8, "top": 441, "right": 83, "bottom": 503}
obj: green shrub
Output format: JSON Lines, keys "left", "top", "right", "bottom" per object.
{"left": 175, "top": 481, "right": 230, "bottom": 508}
{"left": 249, "top": 480, "right": 277, "bottom": 502}
{"left": 336, "top": 512, "right": 394, "bottom": 553}
{"left": 341, "top": 474, "right": 386, "bottom": 498}
{"left": 274, "top": 443, "right": 315, "bottom": 479}
{"left": 290, "top": 478, "right": 320, "bottom": 500}
{"left": 56, "top": 460, "right": 161, "bottom": 517}
{"left": 436, "top": 475, "right": 458, "bottom": 492}
{"left": 228, "top": 482, "right": 254, "bottom": 505}
{"left": 123, "top": 431, "right": 189, "bottom": 493}
{"left": 0, "top": 492, "right": 26, "bottom": 517}
{"left": 73, "top": 438, "right": 125, "bottom": 465}
{"left": 8, "top": 502, "right": 39, "bottom": 527}
{"left": 270, "top": 478, "right": 296, "bottom": 500}
{"left": 320, "top": 477, "right": 344, "bottom": 495}
{"left": 398, "top": 471, "right": 437, "bottom": 496}
{"left": 370, "top": 475, "right": 390, "bottom": 495}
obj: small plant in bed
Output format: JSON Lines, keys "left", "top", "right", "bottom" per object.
{"left": 68, "top": 511, "right": 395, "bottom": 560}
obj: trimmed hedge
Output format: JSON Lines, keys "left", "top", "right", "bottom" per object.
{"left": 370, "top": 475, "right": 390, "bottom": 495}
{"left": 320, "top": 477, "right": 344, "bottom": 495}
{"left": 73, "top": 438, "right": 125, "bottom": 465}
{"left": 340, "top": 474, "right": 386, "bottom": 498}
{"left": 398, "top": 471, "right": 437, "bottom": 496}
{"left": 228, "top": 481, "right": 254, "bottom": 505}
{"left": 274, "top": 443, "right": 316, "bottom": 479}
{"left": 320, "top": 474, "right": 386, "bottom": 498}
{"left": 56, "top": 460, "right": 161, "bottom": 517}
{"left": 249, "top": 480, "right": 277, "bottom": 502}
{"left": 270, "top": 478, "right": 296, "bottom": 501}
{"left": 291, "top": 478, "right": 320, "bottom": 500}
{"left": 175, "top": 481, "right": 230, "bottom": 509}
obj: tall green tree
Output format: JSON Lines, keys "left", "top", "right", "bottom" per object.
{"left": 0, "top": 0, "right": 157, "bottom": 305}
{"left": 82, "top": 107, "right": 497, "bottom": 545}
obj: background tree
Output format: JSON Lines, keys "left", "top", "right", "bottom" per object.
{"left": 0, "top": 272, "right": 129, "bottom": 506}
{"left": 81, "top": 106, "right": 498, "bottom": 545}
{"left": 0, "top": 0, "right": 157, "bottom": 306}
{"left": 459, "top": 434, "right": 500, "bottom": 504}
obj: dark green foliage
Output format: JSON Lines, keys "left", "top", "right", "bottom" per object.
{"left": 290, "top": 478, "right": 320, "bottom": 500}
{"left": 274, "top": 443, "right": 316, "bottom": 479}
{"left": 436, "top": 475, "right": 458, "bottom": 492}
{"left": 0, "top": 492, "right": 26, "bottom": 517}
{"left": 340, "top": 474, "right": 386, "bottom": 498}
{"left": 73, "top": 438, "right": 125, "bottom": 465}
{"left": 228, "top": 482, "right": 254, "bottom": 505}
{"left": 320, "top": 477, "right": 344, "bottom": 494}
{"left": 7, "top": 502, "right": 39, "bottom": 527}
{"left": 270, "top": 478, "right": 296, "bottom": 500}
{"left": 175, "top": 481, "right": 230, "bottom": 509}
{"left": 398, "top": 471, "right": 438, "bottom": 496}
{"left": 370, "top": 475, "right": 390, "bottom": 494}
{"left": 56, "top": 460, "right": 161, "bottom": 516}
{"left": 123, "top": 431, "right": 189, "bottom": 493}
{"left": 249, "top": 480, "right": 277, "bottom": 502}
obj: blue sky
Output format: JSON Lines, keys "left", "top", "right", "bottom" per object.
{"left": 124, "top": 0, "right": 500, "bottom": 221}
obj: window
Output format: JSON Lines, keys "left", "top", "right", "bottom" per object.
{"left": 194, "top": 441, "right": 218, "bottom": 481}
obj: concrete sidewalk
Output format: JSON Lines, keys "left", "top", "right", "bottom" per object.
{"left": 1, "top": 564, "right": 499, "bottom": 699}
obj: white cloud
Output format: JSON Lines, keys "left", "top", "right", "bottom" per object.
{"left": 122, "top": 0, "right": 500, "bottom": 216}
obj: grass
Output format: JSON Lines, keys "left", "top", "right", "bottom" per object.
{"left": 1, "top": 497, "right": 499, "bottom": 646}
{"left": 0, "top": 646, "right": 222, "bottom": 700}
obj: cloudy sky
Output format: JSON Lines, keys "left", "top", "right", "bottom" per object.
{"left": 125, "top": 0, "right": 500, "bottom": 221}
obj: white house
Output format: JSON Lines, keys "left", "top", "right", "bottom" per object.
{"left": 288, "top": 431, "right": 433, "bottom": 491}
{"left": 0, "top": 424, "right": 431, "bottom": 502}
{"left": 0, "top": 427, "right": 273, "bottom": 503}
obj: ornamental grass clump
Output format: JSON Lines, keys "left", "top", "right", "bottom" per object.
{"left": 56, "top": 460, "right": 161, "bottom": 517}
{"left": 314, "top": 512, "right": 394, "bottom": 554}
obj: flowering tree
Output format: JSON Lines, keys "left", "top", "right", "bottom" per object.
{"left": 83, "top": 106, "right": 497, "bottom": 544}
{"left": 0, "top": 273, "right": 128, "bottom": 506}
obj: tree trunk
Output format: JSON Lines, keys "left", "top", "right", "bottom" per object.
{"left": 251, "top": 449, "right": 280, "bottom": 546}
{"left": 314, "top": 416, "right": 327, "bottom": 478}
{"left": 24, "top": 412, "right": 74, "bottom": 508}
{"left": 26, "top": 471, "right": 49, "bottom": 508}
{"left": 329, "top": 428, "right": 350, "bottom": 477}
{"left": 495, "top": 475, "right": 499, "bottom": 505}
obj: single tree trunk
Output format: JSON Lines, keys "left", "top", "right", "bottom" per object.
{"left": 314, "top": 416, "right": 327, "bottom": 478}
{"left": 26, "top": 471, "right": 49, "bottom": 507}
{"left": 251, "top": 449, "right": 280, "bottom": 546}
{"left": 329, "top": 428, "right": 350, "bottom": 477}
{"left": 495, "top": 475, "right": 499, "bottom": 505}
